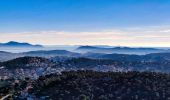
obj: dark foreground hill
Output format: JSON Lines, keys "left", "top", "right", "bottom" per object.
{"left": 57, "top": 57, "right": 170, "bottom": 73}
{"left": 1, "top": 71, "right": 170, "bottom": 99}
{"left": 28, "top": 71, "right": 170, "bottom": 100}
{"left": 0, "top": 56, "right": 55, "bottom": 69}
{"left": 2, "top": 55, "right": 170, "bottom": 73}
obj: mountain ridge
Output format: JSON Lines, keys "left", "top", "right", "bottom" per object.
{"left": 76, "top": 46, "right": 167, "bottom": 54}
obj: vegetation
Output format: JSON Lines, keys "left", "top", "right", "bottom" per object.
{"left": 32, "top": 70, "right": 170, "bottom": 100}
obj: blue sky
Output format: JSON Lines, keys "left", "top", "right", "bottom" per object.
{"left": 0, "top": 0, "right": 170, "bottom": 46}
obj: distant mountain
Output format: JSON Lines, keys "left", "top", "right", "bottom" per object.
{"left": 0, "top": 50, "right": 81, "bottom": 61}
{"left": 82, "top": 52, "right": 106, "bottom": 58}
{"left": 88, "top": 52, "right": 170, "bottom": 63}
{"left": 92, "top": 54, "right": 142, "bottom": 62}
{"left": 77, "top": 46, "right": 100, "bottom": 50}
{"left": 23, "top": 50, "right": 81, "bottom": 57}
{"left": 0, "top": 51, "right": 21, "bottom": 62}
{"left": 76, "top": 46, "right": 167, "bottom": 55}
{"left": 0, "top": 41, "right": 43, "bottom": 47}
{"left": 0, "top": 51, "right": 12, "bottom": 54}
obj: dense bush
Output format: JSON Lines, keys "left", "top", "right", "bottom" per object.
{"left": 32, "top": 70, "right": 170, "bottom": 100}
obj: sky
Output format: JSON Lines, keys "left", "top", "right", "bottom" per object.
{"left": 1, "top": 0, "right": 170, "bottom": 47}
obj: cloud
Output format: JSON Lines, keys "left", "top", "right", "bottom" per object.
{"left": 1, "top": 25, "right": 170, "bottom": 47}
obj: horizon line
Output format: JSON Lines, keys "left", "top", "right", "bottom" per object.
{"left": 0, "top": 41, "right": 170, "bottom": 48}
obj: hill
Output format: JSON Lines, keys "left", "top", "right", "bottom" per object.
{"left": 76, "top": 46, "right": 167, "bottom": 55}
{"left": 57, "top": 57, "right": 170, "bottom": 72}
{"left": 23, "top": 50, "right": 81, "bottom": 57}
{"left": 92, "top": 52, "right": 170, "bottom": 62}
{"left": 31, "top": 70, "right": 170, "bottom": 100}
{"left": 0, "top": 56, "right": 54, "bottom": 69}
{"left": 0, "top": 50, "right": 81, "bottom": 61}
{"left": 0, "top": 51, "right": 20, "bottom": 62}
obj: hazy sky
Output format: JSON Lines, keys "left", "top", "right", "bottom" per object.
{"left": 1, "top": 0, "right": 170, "bottom": 47}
